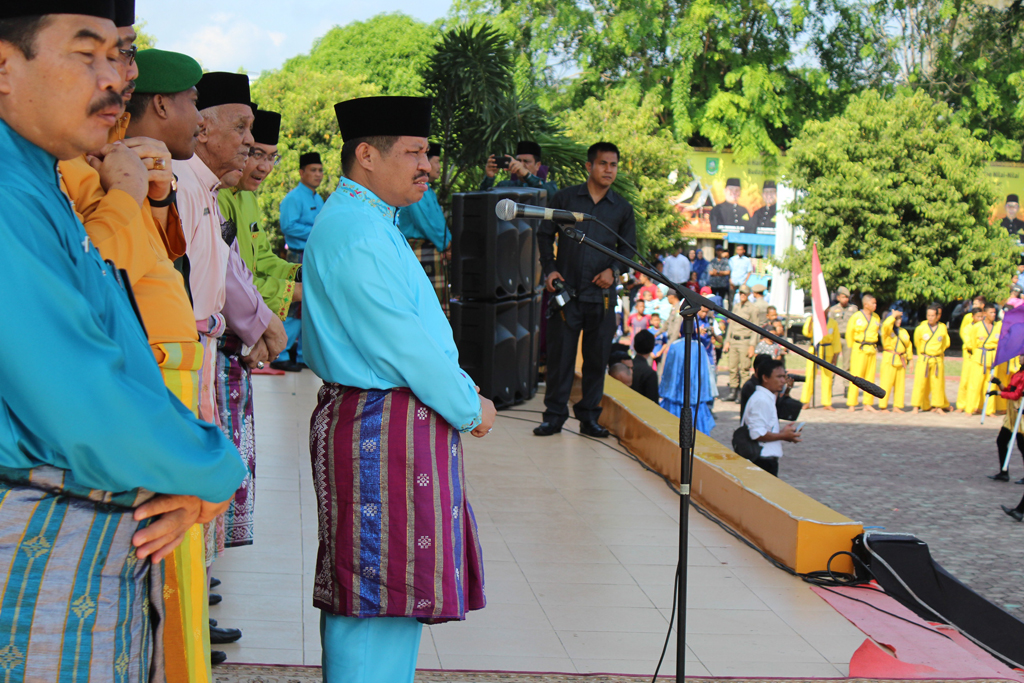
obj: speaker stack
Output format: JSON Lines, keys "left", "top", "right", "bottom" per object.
{"left": 450, "top": 187, "right": 545, "bottom": 408}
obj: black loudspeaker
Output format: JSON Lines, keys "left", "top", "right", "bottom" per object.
{"left": 514, "top": 292, "right": 542, "bottom": 402}
{"left": 451, "top": 188, "right": 546, "bottom": 301}
{"left": 455, "top": 300, "right": 518, "bottom": 408}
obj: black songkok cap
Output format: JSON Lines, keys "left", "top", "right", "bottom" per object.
{"left": 114, "top": 0, "right": 134, "bottom": 26}
{"left": 428, "top": 142, "right": 442, "bottom": 158}
{"left": 516, "top": 140, "right": 542, "bottom": 159}
{"left": 763, "top": 180, "right": 776, "bottom": 190}
{"left": 196, "top": 72, "right": 252, "bottom": 112}
{"left": 299, "top": 152, "right": 322, "bottom": 168}
{"left": 333, "top": 96, "right": 432, "bottom": 142}
{"left": 1008, "top": 194, "right": 1019, "bottom": 204}
{"left": 252, "top": 109, "right": 281, "bottom": 146}
{"left": 0, "top": 1, "right": 115, "bottom": 19}
{"left": 726, "top": 178, "right": 741, "bottom": 188}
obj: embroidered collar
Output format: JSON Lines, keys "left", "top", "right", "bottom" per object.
{"left": 337, "top": 176, "right": 399, "bottom": 224}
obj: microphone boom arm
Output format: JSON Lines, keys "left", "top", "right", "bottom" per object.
{"left": 557, "top": 224, "right": 886, "bottom": 399}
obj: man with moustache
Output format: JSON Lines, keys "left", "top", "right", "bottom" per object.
{"left": 0, "top": 5, "right": 247, "bottom": 679}
{"left": 173, "top": 71, "right": 288, "bottom": 650}
{"left": 273, "top": 150, "right": 324, "bottom": 371}
{"left": 535, "top": 142, "right": 637, "bottom": 437}
{"left": 63, "top": 35, "right": 229, "bottom": 677}
{"left": 303, "top": 96, "right": 495, "bottom": 682}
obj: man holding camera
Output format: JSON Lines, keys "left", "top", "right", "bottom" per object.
{"left": 482, "top": 140, "right": 558, "bottom": 196}
{"left": 535, "top": 142, "right": 637, "bottom": 437}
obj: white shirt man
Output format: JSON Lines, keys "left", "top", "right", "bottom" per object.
{"left": 741, "top": 360, "right": 801, "bottom": 476}
{"left": 663, "top": 250, "right": 691, "bottom": 285}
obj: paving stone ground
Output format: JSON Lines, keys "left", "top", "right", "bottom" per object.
{"left": 705, "top": 358, "right": 1024, "bottom": 622}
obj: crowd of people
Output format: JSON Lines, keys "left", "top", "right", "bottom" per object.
{"left": 0, "top": 4, "right": 512, "bottom": 682}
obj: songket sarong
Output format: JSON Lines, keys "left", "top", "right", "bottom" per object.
{"left": 309, "top": 384, "right": 485, "bottom": 621}
{"left": 197, "top": 316, "right": 227, "bottom": 566}
{"left": 152, "top": 342, "right": 211, "bottom": 683}
{"left": 0, "top": 466, "right": 165, "bottom": 683}
{"left": 216, "top": 332, "right": 256, "bottom": 548}
{"left": 407, "top": 238, "right": 448, "bottom": 317}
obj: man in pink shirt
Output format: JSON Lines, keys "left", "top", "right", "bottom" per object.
{"left": 172, "top": 71, "right": 287, "bottom": 660}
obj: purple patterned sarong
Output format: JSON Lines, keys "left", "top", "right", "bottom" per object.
{"left": 216, "top": 333, "right": 256, "bottom": 549}
{"left": 309, "top": 383, "right": 485, "bottom": 622}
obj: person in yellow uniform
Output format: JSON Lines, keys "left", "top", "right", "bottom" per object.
{"left": 800, "top": 314, "right": 841, "bottom": 410}
{"left": 965, "top": 302, "right": 1006, "bottom": 415}
{"left": 878, "top": 309, "right": 912, "bottom": 412}
{"left": 911, "top": 303, "right": 950, "bottom": 413}
{"left": 846, "top": 293, "right": 881, "bottom": 411}
{"left": 956, "top": 298, "right": 985, "bottom": 412}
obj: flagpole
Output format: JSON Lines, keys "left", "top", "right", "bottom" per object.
{"left": 1004, "top": 398, "right": 1024, "bottom": 472}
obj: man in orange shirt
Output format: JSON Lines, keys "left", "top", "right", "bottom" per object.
{"left": 58, "top": 25, "right": 226, "bottom": 679}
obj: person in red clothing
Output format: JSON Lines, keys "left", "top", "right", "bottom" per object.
{"left": 989, "top": 360, "right": 1024, "bottom": 484}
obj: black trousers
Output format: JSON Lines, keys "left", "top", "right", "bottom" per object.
{"left": 543, "top": 297, "right": 617, "bottom": 425}
{"left": 752, "top": 456, "right": 779, "bottom": 477}
{"left": 996, "top": 427, "right": 1024, "bottom": 473}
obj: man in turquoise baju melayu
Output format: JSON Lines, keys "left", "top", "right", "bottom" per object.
{"left": 398, "top": 141, "right": 450, "bottom": 313}
{"left": 0, "top": 6, "right": 247, "bottom": 680}
{"left": 273, "top": 150, "right": 324, "bottom": 370}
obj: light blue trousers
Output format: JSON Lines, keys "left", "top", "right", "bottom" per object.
{"left": 320, "top": 612, "right": 423, "bottom": 683}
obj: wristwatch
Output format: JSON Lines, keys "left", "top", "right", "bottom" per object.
{"left": 149, "top": 175, "right": 178, "bottom": 208}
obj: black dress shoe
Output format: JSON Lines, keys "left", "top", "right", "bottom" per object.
{"left": 989, "top": 471, "right": 1010, "bottom": 482}
{"left": 269, "top": 360, "right": 300, "bottom": 372}
{"left": 725, "top": 389, "right": 736, "bottom": 402}
{"left": 579, "top": 420, "right": 609, "bottom": 438}
{"left": 533, "top": 421, "right": 562, "bottom": 436}
{"left": 1016, "top": 478, "right": 1024, "bottom": 485}
{"left": 211, "top": 651, "right": 227, "bottom": 666}
{"left": 209, "top": 618, "right": 217, "bottom": 628}
{"left": 295, "top": 361, "right": 307, "bottom": 370}
{"left": 209, "top": 593, "right": 222, "bottom": 606}
{"left": 210, "top": 625, "right": 243, "bottom": 644}
{"left": 1002, "top": 505, "right": 1024, "bottom": 522}
{"left": 210, "top": 576, "right": 221, "bottom": 588}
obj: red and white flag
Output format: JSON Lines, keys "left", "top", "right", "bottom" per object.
{"left": 810, "top": 242, "right": 830, "bottom": 346}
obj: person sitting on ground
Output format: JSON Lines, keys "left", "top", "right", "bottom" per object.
{"left": 609, "top": 362, "right": 633, "bottom": 387}
{"left": 631, "top": 330, "right": 661, "bottom": 403}
{"left": 741, "top": 359, "right": 802, "bottom": 477}
{"left": 701, "top": 285, "right": 723, "bottom": 309}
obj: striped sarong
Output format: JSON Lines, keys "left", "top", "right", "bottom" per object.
{"left": 153, "top": 341, "right": 211, "bottom": 683}
{"left": 216, "top": 333, "right": 256, "bottom": 548}
{"left": 0, "top": 466, "right": 165, "bottom": 683}
{"left": 407, "top": 238, "right": 448, "bottom": 317}
{"left": 309, "top": 384, "right": 485, "bottom": 622}
{"left": 196, "top": 316, "right": 227, "bottom": 566}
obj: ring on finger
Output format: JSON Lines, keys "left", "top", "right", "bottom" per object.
{"left": 153, "top": 158, "right": 167, "bottom": 170}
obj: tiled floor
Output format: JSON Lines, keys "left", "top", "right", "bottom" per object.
{"left": 211, "top": 371, "right": 867, "bottom": 676}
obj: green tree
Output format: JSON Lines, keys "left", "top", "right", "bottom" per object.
{"left": 560, "top": 84, "right": 686, "bottom": 252}
{"left": 250, "top": 68, "right": 378, "bottom": 252}
{"left": 779, "top": 89, "right": 1015, "bottom": 305}
{"left": 133, "top": 21, "right": 156, "bottom": 49}
{"left": 287, "top": 13, "right": 437, "bottom": 96}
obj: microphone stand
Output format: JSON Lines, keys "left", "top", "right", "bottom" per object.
{"left": 554, "top": 221, "right": 884, "bottom": 683}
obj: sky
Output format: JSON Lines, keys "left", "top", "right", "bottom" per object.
{"left": 137, "top": 0, "right": 453, "bottom": 75}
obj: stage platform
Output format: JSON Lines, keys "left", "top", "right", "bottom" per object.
{"left": 211, "top": 371, "right": 875, "bottom": 677}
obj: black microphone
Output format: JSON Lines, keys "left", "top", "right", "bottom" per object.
{"left": 495, "top": 198, "right": 592, "bottom": 223}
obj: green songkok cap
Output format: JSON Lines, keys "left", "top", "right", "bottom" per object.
{"left": 133, "top": 49, "right": 203, "bottom": 95}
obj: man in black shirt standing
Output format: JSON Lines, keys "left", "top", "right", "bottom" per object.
{"left": 536, "top": 142, "right": 638, "bottom": 436}
{"left": 1002, "top": 194, "right": 1024, "bottom": 239}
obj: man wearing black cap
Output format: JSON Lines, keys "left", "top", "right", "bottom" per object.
{"left": 1002, "top": 194, "right": 1024, "bottom": 241}
{"left": 709, "top": 177, "right": 750, "bottom": 233}
{"left": 398, "top": 141, "right": 451, "bottom": 313}
{"left": 750, "top": 180, "right": 777, "bottom": 235}
{"left": 302, "top": 96, "right": 495, "bottom": 682}
{"left": 274, "top": 150, "right": 325, "bottom": 370}
{"left": 0, "top": 4, "right": 247, "bottom": 680}
{"left": 536, "top": 141, "right": 637, "bottom": 437}
{"left": 482, "top": 139, "right": 558, "bottom": 196}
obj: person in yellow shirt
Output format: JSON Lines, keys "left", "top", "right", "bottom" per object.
{"left": 800, "top": 315, "right": 841, "bottom": 410}
{"left": 846, "top": 293, "right": 881, "bottom": 411}
{"left": 964, "top": 302, "right": 1006, "bottom": 415}
{"left": 956, "top": 299, "right": 985, "bottom": 412}
{"left": 878, "top": 309, "right": 912, "bottom": 411}
{"left": 911, "top": 303, "right": 951, "bottom": 413}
